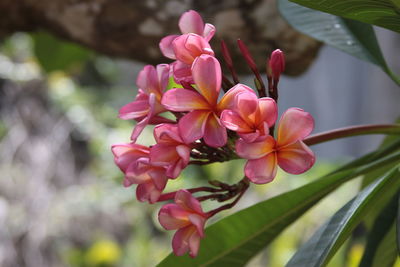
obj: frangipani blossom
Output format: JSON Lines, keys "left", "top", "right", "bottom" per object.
{"left": 171, "top": 33, "right": 214, "bottom": 83}
{"left": 159, "top": 10, "right": 215, "bottom": 60}
{"left": 150, "top": 124, "right": 192, "bottom": 178}
{"left": 119, "top": 64, "right": 172, "bottom": 142}
{"left": 111, "top": 143, "right": 168, "bottom": 203}
{"left": 221, "top": 88, "right": 277, "bottom": 142}
{"left": 236, "top": 108, "right": 315, "bottom": 184}
{"left": 158, "top": 189, "right": 208, "bottom": 258}
{"left": 162, "top": 55, "right": 252, "bottom": 147}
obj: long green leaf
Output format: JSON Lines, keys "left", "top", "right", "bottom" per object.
{"left": 278, "top": 0, "right": 400, "bottom": 86}
{"left": 286, "top": 165, "right": 400, "bottom": 267}
{"left": 359, "top": 192, "right": 399, "bottom": 267}
{"left": 157, "top": 151, "right": 400, "bottom": 266}
{"left": 288, "top": 0, "right": 400, "bottom": 33}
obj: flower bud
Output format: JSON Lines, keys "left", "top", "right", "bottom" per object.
{"left": 268, "top": 49, "right": 285, "bottom": 81}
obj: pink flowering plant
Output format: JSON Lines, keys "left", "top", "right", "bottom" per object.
{"left": 112, "top": 9, "right": 400, "bottom": 265}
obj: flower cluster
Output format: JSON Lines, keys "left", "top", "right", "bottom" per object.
{"left": 112, "top": 10, "right": 315, "bottom": 258}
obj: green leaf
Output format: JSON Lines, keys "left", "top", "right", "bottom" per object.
{"left": 278, "top": 0, "right": 400, "bottom": 86}
{"left": 32, "top": 32, "right": 92, "bottom": 73}
{"left": 359, "top": 193, "right": 399, "bottom": 267}
{"left": 287, "top": 0, "right": 400, "bottom": 33}
{"left": 157, "top": 151, "right": 400, "bottom": 267}
{"left": 286, "top": 165, "right": 400, "bottom": 267}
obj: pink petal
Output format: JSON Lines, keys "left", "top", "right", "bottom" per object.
{"left": 159, "top": 204, "right": 191, "bottom": 230}
{"left": 256, "top": 97, "right": 277, "bottom": 128}
{"left": 173, "top": 34, "right": 197, "bottom": 65}
{"left": 172, "top": 226, "right": 194, "bottom": 256}
{"left": 220, "top": 110, "right": 253, "bottom": 132}
{"left": 203, "top": 23, "right": 215, "bottom": 41}
{"left": 136, "top": 181, "right": 162, "bottom": 204}
{"left": 178, "top": 110, "right": 210, "bottom": 144}
{"left": 238, "top": 131, "right": 262, "bottom": 143}
{"left": 178, "top": 10, "right": 204, "bottom": 35}
{"left": 118, "top": 99, "right": 150, "bottom": 120}
{"left": 154, "top": 123, "right": 182, "bottom": 144}
{"left": 172, "top": 61, "right": 193, "bottom": 84}
{"left": 277, "top": 108, "right": 314, "bottom": 147}
{"left": 111, "top": 143, "right": 149, "bottom": 172}
{"left": 188, "top": 231, "right": 201, "bottom": 258}
{"left": 188, "top": 214, "right": 206, "bottom": 238}
{"left": 130, "top": 93, "right": 156, "bottom": 142}
{"left": 218, "top": 84, "right": 255, "bottom": 111}
{"left": 203, "top": 113, "right": 227, "bottom": 148}
{"left": 235, "top": 91, "right": 258, "bottom": 124}
{"left": 245, "top": 153, "right": 278, "bottom": 184}
{"left": 148, "top": 167, "right": 168, "bottom": 190}
{"left": 277, "top": 141, "right": 315, "bottom": 174}
{"left": 156, "top": 64, "right": 171, "bottom": 93}
{"left": 162, "top": 88, "right": 210, "bottom": 112}
{"left": 235, "top": 136, "right": 276, "bottom": 159}
{"left": 192, "top": 55, "right": 221, "bottom": 105}
{"left": 159, "top": 35, "right": 179, "bottom": 59}
{"left": 175, "top": 189, "right": 204, "bottom": 214}
{"left": 150, "top": 144, "right": 178, "bottom": 166}
{"left": 136, "top": 65, "right": 159, "bottom": 95}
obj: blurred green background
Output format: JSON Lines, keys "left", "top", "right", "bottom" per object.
{"left": 0, "top": 32, "right": 399, "bottom": 267}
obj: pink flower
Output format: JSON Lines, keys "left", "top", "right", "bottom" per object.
{"left": 268, "top": 49, "right": 285, "bottom": 81}
{"left": 162, "top": 55, "right": 252, "bottom": 147}
{"left": 150, "top": 124, "right": 192, "bottom": 178}
{"left": 111, "top": 143, "right": 168, "bottom": 203}
{"left": 236, "top": 108, "right": 315, "bottom": 184}
{"left": 221, "top": 88, "right": 277, "bottom": 142}
{"left": 171, "top": 33, "right": 214, "bottom": 83}
{"left": 119, "top": 64, "right": 172, "bottom": 142}
{"left": 159, "top": 10, "right": 215, "bottom": 60}
{"left": 158, "top": 189, "right": 208, "bottom": 258}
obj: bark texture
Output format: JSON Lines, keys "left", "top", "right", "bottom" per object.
{"left": 0, "top": 0, "right": 322, "bottom": 75}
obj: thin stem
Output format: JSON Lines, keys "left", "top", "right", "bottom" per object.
{"left": 221, "top": 40, "right": 240, "bottom": 84}
{"left": 304, "top": 124, "right": 400, "bottom": 146}
{"left": 206, "top": 178, "right": 250, "bottom": 217}
{"left": 237, "top": 39, "right": 266, "bottom": 97}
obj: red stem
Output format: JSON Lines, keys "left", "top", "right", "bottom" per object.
{"left": 304, "top": 124, "right": 400, "bottom": 146}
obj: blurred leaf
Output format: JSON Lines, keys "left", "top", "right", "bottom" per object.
{"left": 158, "top": 151, "right": 400, "bottom": 266}
{"left": 359, "top": 193, "right": 399, "bottom": 267}
{"left": 286, "top": 165, "right": 400, "bottom": 267}
{"left": 32, "top": 32, "right": 92, "bottom": 73}
{"left": 287, "top": 0, "right": 400, "bottom": 33}
{"left": 278, "top": 0, "right": 400, "bottom": 86}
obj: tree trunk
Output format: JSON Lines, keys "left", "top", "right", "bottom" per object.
{"left": 0, "top": 0, "right": 321, "bottom": 75}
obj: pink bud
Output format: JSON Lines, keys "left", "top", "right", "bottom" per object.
{"left": 268, "top": 49, "right": 285, "bottom": 81}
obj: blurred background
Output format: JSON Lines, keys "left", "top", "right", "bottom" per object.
{"left": 0, "top": 1, "right": 399, "bottom": 266}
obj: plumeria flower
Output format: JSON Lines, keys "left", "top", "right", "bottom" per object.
{"left": 159, "top": 10, "right": 216, "bottom": 84}
{"left": 171, "top": 33, "right": 214, "bottom": 83}
{"left": 221, "top": 87, "right": 277, "bottom": 142}
{"left": 158, "top": 189, "right": 208, "bottom": 258}
{"left": 162, "top": 55, "right": 252, "bottom": 147}
{"left": 236, "top": 108, "right": 315, "bottom": 184}
{"left": 150, "top": 123, "right": 192, "bottom": 178}
{"left": 111, "top": 143, "right": 168, "bottom": 203}
{"left": 159, "top": 10, "right": 215, "bottom": 60}
{"left": 119, "top": 64, "right": 172, "bottom": 142}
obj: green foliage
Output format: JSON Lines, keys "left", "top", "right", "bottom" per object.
{"left": 286, "top": 165, "right": 400, "bottom": 267}
{"left": 359, "top": 194, "right": 399, "bottom": 267}
{"left": 158, "top": 147, "right": 400, "bottom": 266}
{"left": 287, "top": 0, "right": 400, "bottom": 33}
{"left": 278, "top": 0, "right": 400, "bottom": 86}
{"left": 32, "top": 32, "right": 92, "bottom": 73}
